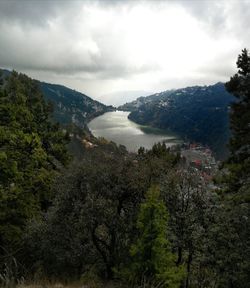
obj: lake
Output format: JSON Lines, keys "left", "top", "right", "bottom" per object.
{"left": 88, "top": 111, "right": 180, "bottom": 152}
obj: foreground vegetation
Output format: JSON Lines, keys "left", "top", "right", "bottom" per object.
{"left": 0, "top": 49, "right": 249, "bottom": 288}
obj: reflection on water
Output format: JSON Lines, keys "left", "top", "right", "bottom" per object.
{"left": 88, "top": 111, "right": 180, "bottom": 152}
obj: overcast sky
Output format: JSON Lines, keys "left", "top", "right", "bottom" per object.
{"left": 0, "top": 0, "right": 249, "bottom": 105}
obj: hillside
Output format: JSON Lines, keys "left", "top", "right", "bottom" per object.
{"left": 0, "top": 49, "right": 249, "bottom": 288}
{"left": 119, "top": 82, "right": 235, "bottom": 159}
{"left": 0, "top": 69, "right": 114, "bottom": 128}
{"left": 40, "top": 82, "right": 114, "bottom": 127}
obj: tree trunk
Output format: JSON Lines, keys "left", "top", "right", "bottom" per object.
{"left": 185, "top": 252, "right": 193, "bottom": 288}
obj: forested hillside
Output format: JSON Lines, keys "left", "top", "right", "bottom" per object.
{"left": 0, "top": 70, "right": 70, "bottom": 261}
{"left": 0, "top": 69, "right": 114, "bottom": 128}
{"left": 40, "top": 82, "right": 114, "bottom": 127}
{"left": 0, "top": 49, "right": 249, "bottom": 288}
{"left": 120, "top": 83, "right": 235, "bottom": 159}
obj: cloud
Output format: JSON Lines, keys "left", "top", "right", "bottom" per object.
{"left": 0, "top": 0, "right": 161, "bottom": 79}
{"left": 177, "top": 0, "right": 250, "bottom": 44}
{"left": 0, "top": 0, "right": 76, "bottom": 26}
{"left": 0, "top": 0, "right": 248, "bottom": 104}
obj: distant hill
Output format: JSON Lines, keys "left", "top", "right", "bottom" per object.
{"left": 39, "top": 82, "right": 114, "bottom": 127}
{"left": 119, "top": 82, "right": 235, "bottom": 159}
{"left": 0, "top": 68, "right": 114, "bottom": 128}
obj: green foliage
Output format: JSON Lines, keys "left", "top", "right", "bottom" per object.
{"left": 161, "top": 169, "right": 219, "bottom": 287}
{"left": 209, "top": 48, "right": 250, "bottom": 287}
{"left": 136, "top": 143, "right": 179, "bottom": 186}
{"left": 0, "top": 71, "right": 70, "bottom": 264}
{"left": 23, "top": 141, "right": 182, "bottom": 282}
{"left": 2, "top": 55, "right": 249, "bottom": 288}
{"left": 225, "top": 48, "right": 250, "bottom": 198}
{"left": 126, "top": 185, "right": 185, "bottom": 287}
{"left": 25, "top": 151, "right": 148, "bottom": 280}
{"left": 40, "top": 81, "right": 114, "bottom": 127}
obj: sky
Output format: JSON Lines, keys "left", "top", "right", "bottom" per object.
{"left": 0, "top": 0, "right": 249, "bottom": 106}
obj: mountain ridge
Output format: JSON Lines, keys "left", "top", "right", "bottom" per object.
{"left": 119, "top": 82, "right": 235, "bottom": 159}
{"left": 39, "top": 81, "right": 114, "bottom": 127}
{"left": 0, "top": 68, "right": 114, "bottom": 128}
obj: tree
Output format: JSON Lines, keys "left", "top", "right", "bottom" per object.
{"left": 0, "top": 71, "right": 70, "bottom": 268}
{"left": 212, "top": 49, "right": 250, "bottom": 287}
{"left": 25, "top": 151, "right": 149, "bottom": 280}
{"left": 23, "top": 137, "right": 182, "bottom": 282}
{"left": 127, "top": 185, "right": 185, "bottom": 287}
{"left": 161, "top": 169, "right": 215, "bottom": 288}
{"left": 225, "top": 48, "right": 250, "bottom": 200}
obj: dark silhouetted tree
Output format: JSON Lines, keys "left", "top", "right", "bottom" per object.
{"left": 225, "top": 48, "right": 250, "bottom": 199}
{"left": 213, "top": 48, "right": 250, "bottom": 287}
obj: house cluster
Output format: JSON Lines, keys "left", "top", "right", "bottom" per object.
{"left": 180, "top": 143, "right": 218, "bottom": 182}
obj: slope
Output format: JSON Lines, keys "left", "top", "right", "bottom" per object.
{"left": 40, "top": 82, "right": 114, "bottom": 127}
{"left": 0, "top": 68, "right": 114, "bottom": 128}
{"left": 119, "top": 82, "right": 235, "bottom": 159}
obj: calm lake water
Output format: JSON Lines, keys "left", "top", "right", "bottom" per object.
{"left": 88, "top": 111, "right": 180, "bottom": 152}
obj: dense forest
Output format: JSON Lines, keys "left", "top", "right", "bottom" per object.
{"left": 119, "top": 83, "right": 234, "bottom": 159}
{"left": 0, "top": 49, "right": 249, "bottom": 288}
{"left": 1, "top": 69, "right": 114, "bottom": 128}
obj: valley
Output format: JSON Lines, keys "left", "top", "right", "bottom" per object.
{"left": 0, "top": 1, "right": 249, "bottom": 287}
{"left": 0, "top": 48, "right": 249, "bottom": 288}
{"left": 1, "top": 69, "right": 232, "bottom": 159}
{"left": 88, "top": 111, "right": 180, "bottom": 152}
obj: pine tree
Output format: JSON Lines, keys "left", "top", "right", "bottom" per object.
{"left": 128, "top": 185, "right": 185, "bottom": 287}
{"left": 225, "top": 48, "right": 250, "bottom": 201}
{"left": 214, "top": 49, "right": 250, "bottom": 287}
{"left": 0, "top": 71, "right": 70, "bottom": 260}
